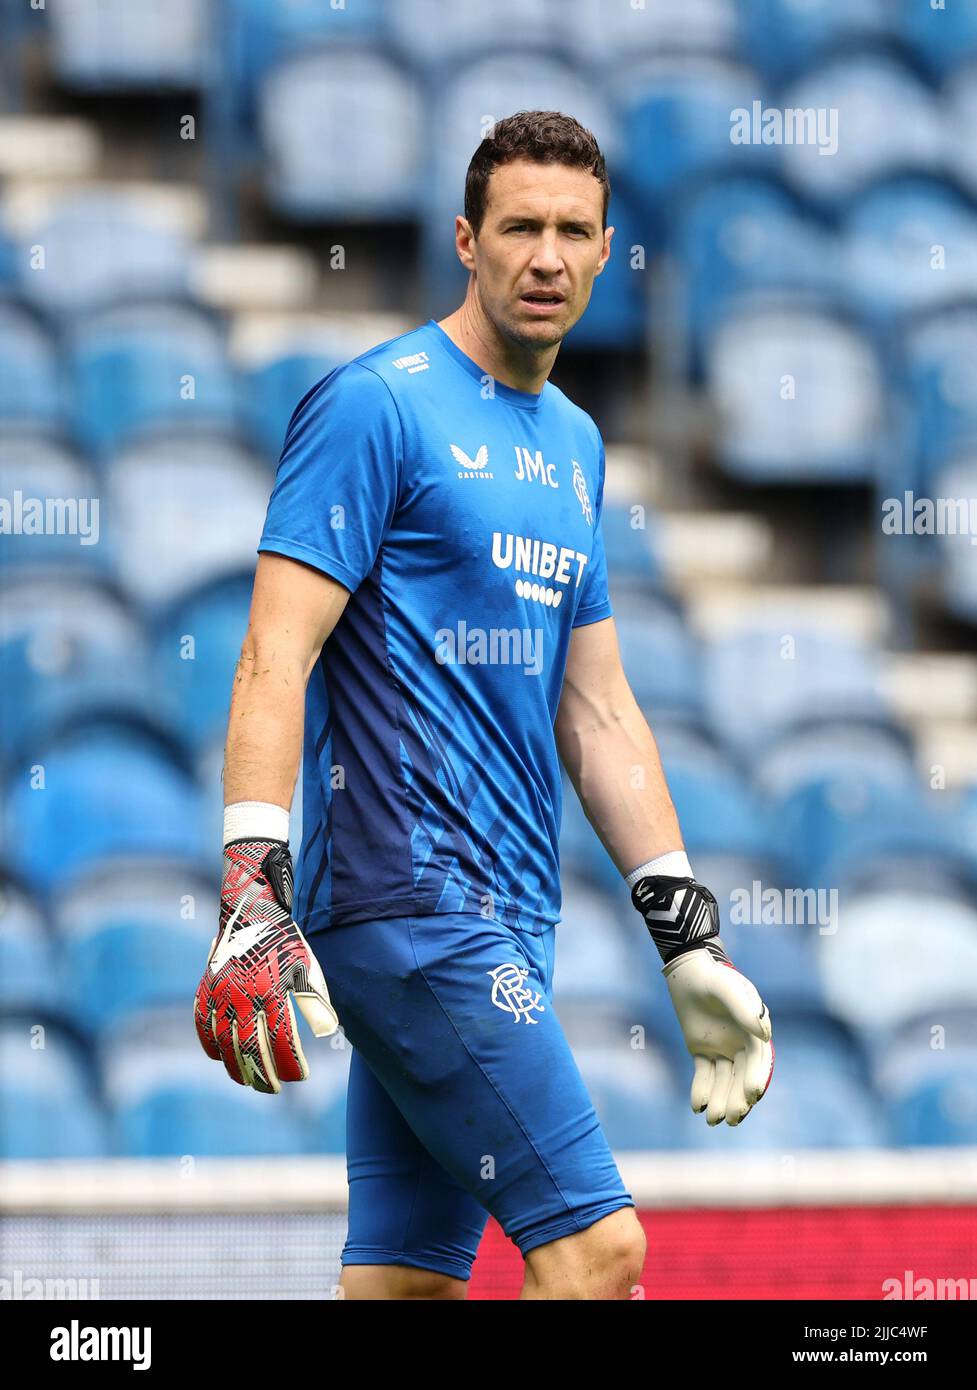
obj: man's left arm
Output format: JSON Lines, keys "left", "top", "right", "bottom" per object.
{"left": 555, "top": 616, "right": 775, "bottom": 1127}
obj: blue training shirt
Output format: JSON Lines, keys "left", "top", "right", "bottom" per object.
{"left": 257, "top": 319, "right": 612, "bottom": 934}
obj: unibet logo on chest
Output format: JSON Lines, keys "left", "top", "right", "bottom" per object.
{"left": 491, "top": 531, "right": 589, "bottom": 608}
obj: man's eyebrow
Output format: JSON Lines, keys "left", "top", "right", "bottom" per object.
{"left": 498, "top": 212, "right": 598, "bottom": 229}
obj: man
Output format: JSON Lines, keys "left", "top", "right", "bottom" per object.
{"left": 195, "top": 111, "right": 774, "bottom": 1301}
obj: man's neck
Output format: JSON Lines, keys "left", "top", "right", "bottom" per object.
{"left": 437, "top": 300, "right": 557, "bottom": 396}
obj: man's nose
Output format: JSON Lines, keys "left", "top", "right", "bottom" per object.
{"left": 529, "top": 233, "right": 564, "bottom": 274}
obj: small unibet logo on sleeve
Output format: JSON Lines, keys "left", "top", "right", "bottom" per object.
{"left": 50, "top": 1321, "right": 151, "bottom": 1371}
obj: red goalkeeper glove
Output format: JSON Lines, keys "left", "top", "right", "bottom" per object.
{"left": 194, "top": 838, "right": 339, "bottom": 1094}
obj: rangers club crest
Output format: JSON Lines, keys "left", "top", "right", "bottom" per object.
{"left": 487, "top": 963, "right": 546, "bottom": 1024}
{"left": 571, "top": 459, "right": 593, "bottom": 525}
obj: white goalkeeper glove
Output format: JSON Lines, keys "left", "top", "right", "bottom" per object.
{"left": 632, "top": 873, "right": 774, "bottom": 1126}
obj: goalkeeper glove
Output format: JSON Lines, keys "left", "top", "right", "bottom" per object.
{"left": 631, "top": 873, "right": 774, "bottom": 1127}
{"left": 194, "top": 836, "right": 339, "bottom": 1094}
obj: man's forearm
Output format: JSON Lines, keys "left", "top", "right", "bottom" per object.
{"left": 559, "top": 696, "right": 684, "bottom": 878}
{"left": 222, "top": 633, "right": 309, "bottom": 810}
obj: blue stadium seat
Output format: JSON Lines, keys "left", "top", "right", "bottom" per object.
{"left": 696, "top": 858, "right": 827, "bottom": 1015}
{"left": 560, "top": 782, "right": 619, "bottom": 896}
{"left": 946, "top": 58, "right": 977, "bottom": 198}
{"left": 259, "top": 47, "right": 424, "bottom": 220}
{"left": 648, "top": 719, "right": 730, "bottom": 774}
{"left": 873, "top": 1009, "right": 977, "bottom": 1144}
{"left": 704, "top": 625, "right": 887, "bottom": 760}
{"left": 0, "top": 573, "right": 156, "bottom": 762}
{"left": 0, "top": 436, "right": 104, "bottom": 573}
{"left": 776, "top": 776, "right": 972, "bottom": 890}
{"left": 0, "top": 876, "right": 67, "bottom": 1018}
{"left": 618, "top": 56, "right": 774, "bottom": 235}
{"left": 673, "top": 177, "right": 840, "bottom": 372}
{"left": 705, "top": 300, "right": 884, "bottom": 482}
{"left": 780, "top": 54, "right": 945, "bottom": 210}
{"left": 843, "top": 179, "right": 977, "bottom": 330}
{"left": 242, "top": 351, "right": 345, "bottom": 460}
{"left": 105, "top": 436, "right": 269, "bottom": 609}
{"left": 892, "top": 1066, "right": 977, "bottom": 1145}
{"left": 895, "top": 306, "right": 977, "bottom": 498}
{"left": 895, "top": 0, "right": 977, "bottom": 80}
{"left": 228, "top": 0, "right": 389, "bottom": 76}
{"left": 17, "top": 193, "right": 192, "bottom": 316}
{"left": 389, "top": 0, "right": 554, "bottom": 67}
{"left": 0, "top": 303, "right": 62, "bottom": 429}
{"left": 71, "top": 302, "right": 236, "bottom": 459}
{"left": 48, "top": 0, "right": 207, "bottom": 90}
{"left": 563, "top": 0, "right": 736, "bottom": 68}
{"left": 56, "top": 858, "right": 216, "bottom": 1038}
{"left": 599, "top": 500, "right": 664, "bottom": 590}
{"left": 104, "top": 1011, "right": 309, "bottom": 1158}
{"left": 776, "top": 1013, "right": 874, "bottom": 1089}
{"left": 0, "top": 1021, "right": 108, "bottom": 1159}
{"left": 575, "top": 1044, "right": 688, "bottom": 1150}
{"left": 6, "top": 723, "right": 205, "bottom": 893}
{"left": 736, "top": 0, "right": 897, "bottom": 83}
{"left": 0, "top": 231, "right": 16, "bottom": 287}
{"left": 152, "top": 573, "right": 254, "bottom": 757}
{"left": 561, "top": 189, "right": 648, "bottom": 351}
{"left": 312, "top": 1095, "right": 348, "bottom": 1154}
{"left": 555, "top": 878, "right": 651, "bottom": 1013}
{"left": 614, "top": 600, "right": 703, "bottom": 716}
{"left": 683, "top": 1028, "right": 888, "bottom": 1150}
{"left": 289, "top": 1033, "right": 352, "bottom": 1155}
{"left": 817, "top": 887, "right": 977, "bottom": 1039}
{"left": 665, "top": 766, "right": 780, "bottom": 863}
{"left": 756, "top": 718, "right": 917, "bottom": 801}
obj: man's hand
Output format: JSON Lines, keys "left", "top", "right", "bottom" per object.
{"left": 194, "top": 838, "right": 339, "bottom": 1094}
{"left": 632, "top": 875, "right": 774, "bottom": 1126}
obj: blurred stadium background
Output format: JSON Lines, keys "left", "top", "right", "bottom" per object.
{"left": 2, "top": 0, "right": 977, "bottom": 1299}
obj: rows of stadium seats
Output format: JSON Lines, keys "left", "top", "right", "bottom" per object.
{"left": 3, "top": 1, "right": 977, "bottom": 1161}
{"left": 3, "top": 548, "right": 977, "bottom": 1155}
{"left": 5, "top": 807, "right": 977, "bottom": 1158}
{"left": 3, "top": 272, "right": 977, "bottom": 618}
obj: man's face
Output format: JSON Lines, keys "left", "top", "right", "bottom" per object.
{"left": 464, "top": 158, "right": 612, "bottom": 350}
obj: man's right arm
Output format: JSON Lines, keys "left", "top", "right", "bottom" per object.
{"left": 223, "top": 551, "right": 351, "bottom": 812}
{"left": 193, "top": 552, "right": 350, "bottom": 1093}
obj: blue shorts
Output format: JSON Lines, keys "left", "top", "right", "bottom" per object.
{"left": 307, "top": 912, "right": 634, "bottom": 1282}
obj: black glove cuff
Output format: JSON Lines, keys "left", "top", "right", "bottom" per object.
{"left": 631, "top": 874, "right": 720, "bottom": 964}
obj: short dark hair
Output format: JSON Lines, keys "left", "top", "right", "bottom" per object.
{"left": 464, "top": 110, "right": 610, "bottom": 236}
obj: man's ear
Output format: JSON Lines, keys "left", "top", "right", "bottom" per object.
{"left": 456, "top": 214, "right": 477, "bottom": 272}
{"left": 595, "top": 223, "right": 614, "bottom": 277}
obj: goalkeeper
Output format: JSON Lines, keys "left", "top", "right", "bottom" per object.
{"left": 195, "top": 111, "right": 773, "bottom": 1301}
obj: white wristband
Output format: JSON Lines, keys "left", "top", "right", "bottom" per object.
{"left": 625, "top": 850, "right": 693, "bottom": 889}
{"left": 223, "top": 801, "right": 290, "bottom": 847}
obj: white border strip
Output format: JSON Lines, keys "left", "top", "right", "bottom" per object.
{"left": 2, "top": 1150, "right": 976, "bottom": 1214}
{"left": 618, "top": 1148, "right": 977, "bottom": 1207}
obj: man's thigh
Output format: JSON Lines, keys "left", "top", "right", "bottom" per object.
{"left": 311, "top": 912, "right": 634, "bottom": 1260}
{"left": 341, "top": 1044, "right": 488, "bottom": 1283}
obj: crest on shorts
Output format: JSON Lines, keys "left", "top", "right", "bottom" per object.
{"left": 487, "top": 963, "right": 546, "bottom": 1024}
